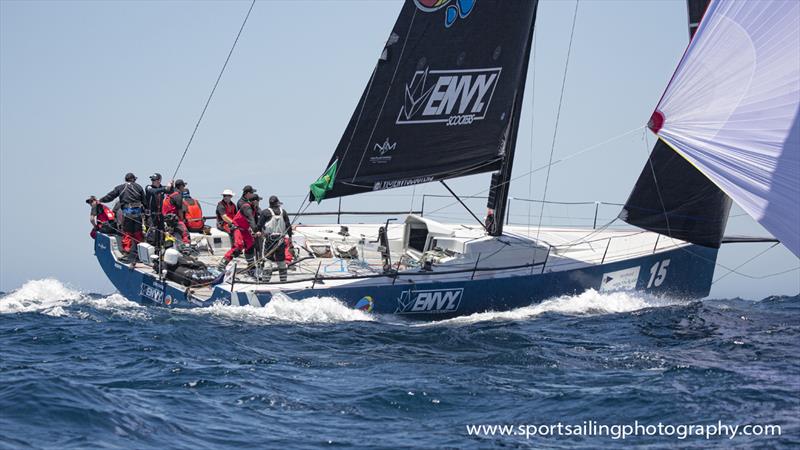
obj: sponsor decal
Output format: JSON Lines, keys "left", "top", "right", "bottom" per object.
{"left": 164, "top": 295, "right": 173, "bottom": 306}
{"left": 397, "top": 67, "right": 501, "bottom": 126}
{"left": 370, "top": 138, "right": 396, "bottom": 164}
{"left": 599, "top": 266, "right": 641, "bottom": 292}
{"left": 114, "top": 263, "right": 122, "bottom": 270}
{"left": 139, "top": 282, "right": 164, "bottom": 304}
{"left": 373, "top": 176, "right": 434, "bottom": 191}
{"left": 98, "top": 242, "right": 107, "bottom": 250}
{"left": 413, "top": 0, "right": 477, "bottom": 27}
{"left": 355, "top": 296, "right": 374, "bottom": 313}
{"left": 396, "top": 288, "right": 463, "bottom": 314}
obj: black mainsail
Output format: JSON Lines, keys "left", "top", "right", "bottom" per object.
{"left": 310, "top": 0, "right": 539, "bottom": 203}
{"left": 619, "top": 0, "right": 732, "bottom": 248}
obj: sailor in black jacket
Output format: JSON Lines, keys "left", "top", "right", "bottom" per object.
{"left": 99, "top": 172, "right": 145, "bottom": 254}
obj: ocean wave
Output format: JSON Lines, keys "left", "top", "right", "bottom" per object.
{"left": 0, "top": 279, "right": 83, "bottom": 316}
{"left": 177, "top": 294, "right": 375, "bottom": 324}
{"left": 425, "top": 289, "right": 688, "bottom": 326}
{"left": 0, "top": 279, "right": 147, "bottom": 319}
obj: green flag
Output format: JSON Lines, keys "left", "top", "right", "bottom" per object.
{"left": 309, "top": 160, "right": 338, "bottom": 203}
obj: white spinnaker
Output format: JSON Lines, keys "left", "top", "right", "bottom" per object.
{"left": 655, "top": 0, "right": 800, "bottom": 258}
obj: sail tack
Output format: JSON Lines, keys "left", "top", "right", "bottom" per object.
{"left": 626, "top": 0, "right": 800, "bottom": 256}
{"left": 310, "top": 0, "right": 539, "bottom": 201}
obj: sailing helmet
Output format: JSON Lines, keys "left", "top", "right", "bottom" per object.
{"left": 164, "top": 248, "right": 181, "bottom": 266}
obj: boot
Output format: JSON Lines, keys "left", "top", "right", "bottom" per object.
{"left": 216, "top": 257, "right": 230, "bottom": 271}
{"left": 245, "top": 252, "right": 257, "bottom": 278}
{"left": 277, "top": 261, "right": 288, "bottom": 282}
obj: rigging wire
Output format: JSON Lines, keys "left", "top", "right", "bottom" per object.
{"left": 712, "top": 242, "right": 781, "bottom": 285}
{"left": 535, "top": 0, "right": 579, "bottom": 243}
{"left": 170, "top": 0, "right": 257, "bottom": 182}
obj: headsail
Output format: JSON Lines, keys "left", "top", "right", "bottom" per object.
{"left": 621, "top": 0, "right": 731, "bottom": 248}
{"left": 309, "top": 0, "right": 539, "bottom": 202}
{"left": 646, "top": 0, "right": 800, "bottom": 257}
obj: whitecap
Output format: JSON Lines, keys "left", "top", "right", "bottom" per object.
{"left": 424, "top": 289, "right": 687, "bottom": 326}
{"left": 0, "top": 279, "right": 83, "bottom": 316}
{"left": 178, "top": 293, "right": 374, "bottom": 324}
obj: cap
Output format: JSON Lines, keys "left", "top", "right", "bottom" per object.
{"left": 125, "top": 172, "right": 136, "bottom": 182}
{"left": 149, "top": 173, "right": 162, "bottom": 181}
{"left": 221, "top": 189, "right": 235, "bottom": 197}
{"left": 250, "top": 194, "right": 262, "bottom": 201}
{"left": 85, "top": 195, "right": 97, "bottom": 205}
{"left": 174, "top": 179, "right": 186, "bottom": 188}
{"left": 242, "top": 185, "right": 257, "bottom": 194}
{"left": 269, "top": 195, "right": 282, "bottom": 206}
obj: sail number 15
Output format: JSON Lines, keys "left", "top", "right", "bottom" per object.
{"left": 647, "top": 259, "right": 671, "bottom": 288}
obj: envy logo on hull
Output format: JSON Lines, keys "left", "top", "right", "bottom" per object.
{"left": 139, "top": 283, "right": 164, "bottom": 304}
{"left": 396, "top": 288, "right": 464, "bottom": 314}
{"left": 396, "top": 67, "right": 501, "bottom": 126}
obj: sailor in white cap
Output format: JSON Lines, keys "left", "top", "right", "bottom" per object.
{"left": 216, "top": 189, "right": 238, "bottom": 237}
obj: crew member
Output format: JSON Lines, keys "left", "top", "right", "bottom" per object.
{"left": 161, "top": 179, "right": 190, "bottom": 244}
{"left": 144, "top": 173, "right": 171, "bottom": 246}
{"left": 182, "top": 189, "right": 205, "bottom": 233}
{"left": 257, "top": 195, "right": 293, "bottom": 282}
{"left": 238, "top": 185, "right": 257, "bottom": 210}
{"left": 99, "top": 173, "right": 145, "bottom": 255}
{"left": 86, "top": 196, "right": 117, "bottom": 239}
{"left": 217, "top": 194, "right": 259, "bottom": 275}
{"left": 216, "top": 189, "right": 237, "bottom": 237}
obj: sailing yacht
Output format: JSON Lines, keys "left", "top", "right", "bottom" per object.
{"left": 94, "top": 0, "right": 799, "bottom": 319}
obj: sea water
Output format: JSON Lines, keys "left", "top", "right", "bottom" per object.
{"left": 1, "top": 279, "right": 798, "bottom": 449}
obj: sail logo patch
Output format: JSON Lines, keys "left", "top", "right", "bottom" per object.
{"left": 396, "top": 67, "right": 501, "bottom": 126}
{"left": 599, "top": 267, "right": 641, "bottom": 292}
{"left": 373, "top": 176, "right": 434, "bottom": 191}
{"left": 370, "top": 138, "right": 396, "bottom": 164}
{"left": 413, "top": 0, "right": 477, "bottom": 27}
{"left": 396, "top": 288, "right": 463, "bottom": 314}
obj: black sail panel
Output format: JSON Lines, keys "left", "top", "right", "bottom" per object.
{"left": 310, "top": 0, "right": 539, "bottom": 202}
{"left": 619, "top": 138, "right": 732, "bottom": 248}
{"left": 687, "top": 0, "right": 710, "bottom": 38}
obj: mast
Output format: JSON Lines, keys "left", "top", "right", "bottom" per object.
{"left": 486, "top": 14, "right": 537, "bottom": 236}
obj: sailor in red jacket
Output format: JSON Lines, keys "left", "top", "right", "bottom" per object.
{"left": 161, "top": 179, "right": 190, "bottom": 244}
{"left": 86, "top": 196, "right": 117, "bottom": 239}
{"left": 217, "top": 195, "right": 259, "bottom": 274}
{"left": 216, "top": 189, "right": 238, "bottom": 237}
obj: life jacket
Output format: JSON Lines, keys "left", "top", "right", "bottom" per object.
{"left": 284, "top": 237, "right": 293, "bottom": 263}
{"left": 184, "top": 198, "right": 204, "bottom": 232}
{"left": 97, "top": 204, "right": 115, "bottom": 223}
{"left": 264, "top": 207, "right": 286, "bottom": 235}
{"left": 162, "top": 191, "right": 182, "bottom": 217}
{"left": 216, "top": 200, "right": 237, "bottom": 223}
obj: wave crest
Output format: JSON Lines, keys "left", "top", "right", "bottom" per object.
{"left": 181, "top": 294, "right": 375, "bottom": 324}
{"left": 427, "top": 289, "right": 687, "bottom": 326}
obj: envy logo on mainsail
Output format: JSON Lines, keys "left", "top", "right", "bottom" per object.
{"left": 396, "top": 67, "right": 501, "bottom": 126}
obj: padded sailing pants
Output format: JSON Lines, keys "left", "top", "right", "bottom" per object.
{"left": 121, "top": 214, "right": 144, "bottom": 253}
{"left": 224, "top": 228, "right": 254, "bottom": 260}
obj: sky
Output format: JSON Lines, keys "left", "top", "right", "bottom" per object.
{"left": 1, "top": 0, "right": 798, "bottom": 298}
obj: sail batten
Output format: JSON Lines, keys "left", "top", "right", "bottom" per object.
{"left": 310, "top": 0, "right": 539, "bottom": 202}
